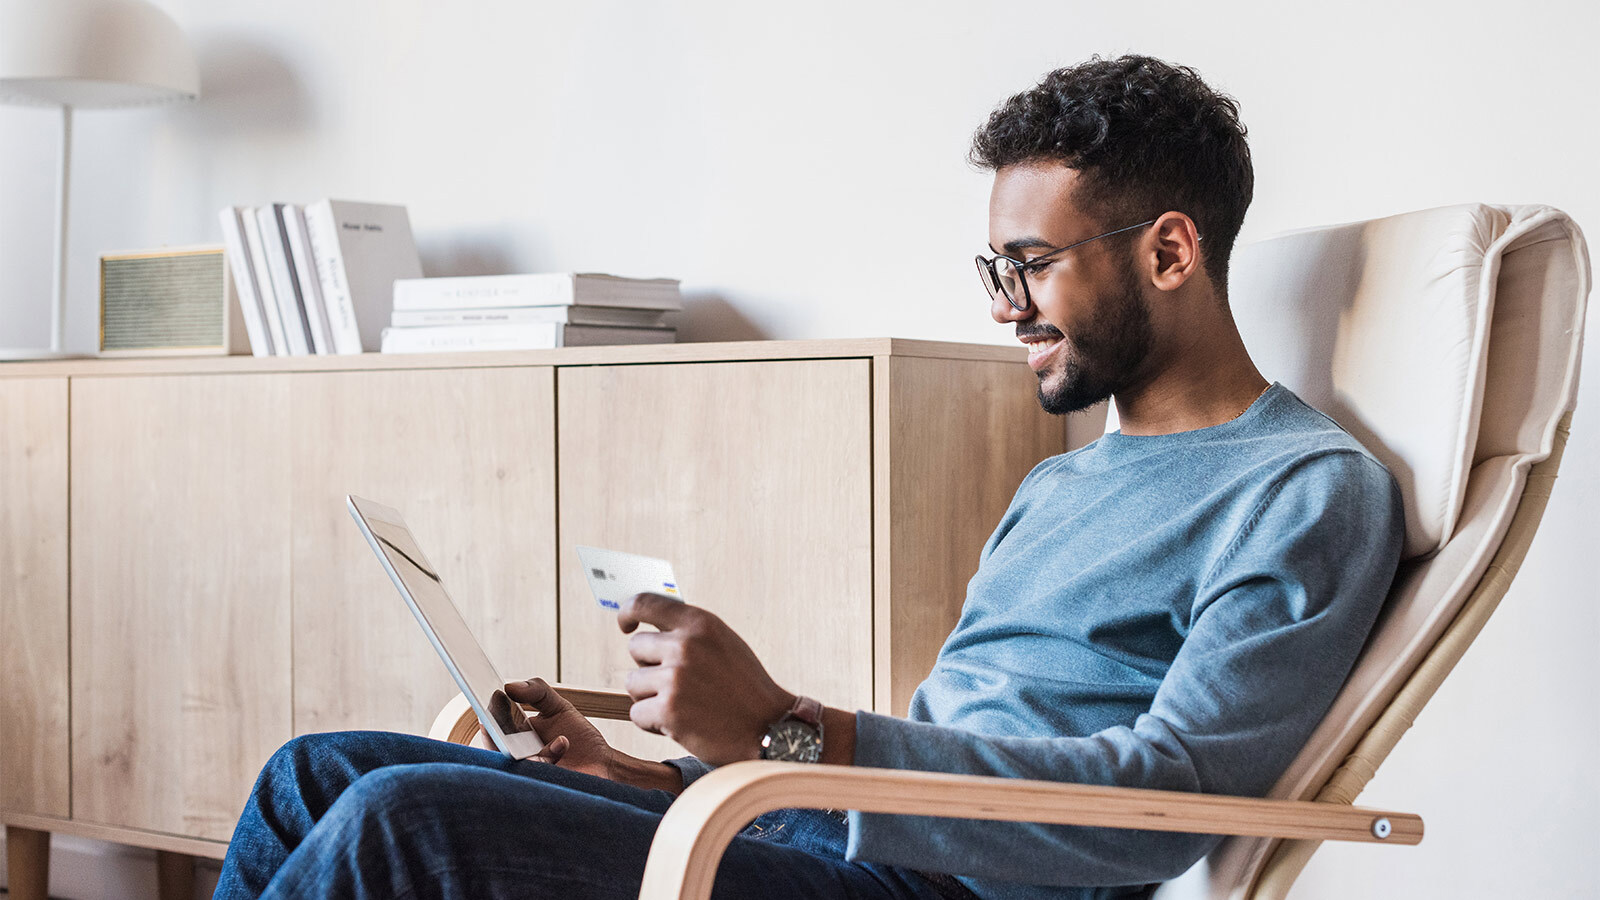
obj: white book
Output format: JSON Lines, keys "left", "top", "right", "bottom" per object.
{"left": 303, "top": 199, "right": 423, "bottom": 353}
{"left": 240, "top": 207, "right": 288, "bottom": 356}
{"left": 257, "top": 204, "right": 311, "bottom": 355}
{"left": 301, "top": 203, "right": 357, "bottom": 354}
{"left": 392, "top": 273, "right": 682, "bottom": 312}
{"left": 388, "top": 305, "right": 674, "bottom": 329}
{"left": 283, "top": 205, "right": 334, "bottom": 355}
{"left": 217, "top": 207, "right": 272, "bottom": 357}
{"left": 381, "top": 323, "right": 677, "bottom": 354}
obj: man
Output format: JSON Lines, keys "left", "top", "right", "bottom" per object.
{"left": 215, "top": 55, "right": 1403, "bottom": 900}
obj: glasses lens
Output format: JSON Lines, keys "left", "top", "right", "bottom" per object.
{"left": 975, "top": 257, "right": 999, "bottom": 298}
{"left": 993, "top": 257, "right": 1027, "bottom": 310}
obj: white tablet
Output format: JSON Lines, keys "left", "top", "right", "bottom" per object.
{"left": 346, "top": 495, "right": 544, "bottom": 759}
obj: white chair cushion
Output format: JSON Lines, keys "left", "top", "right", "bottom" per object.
{"left": 1228, "top": 204, "right": 1507, "bottom": 560}
{"left": 1155, "top": 204, "right": 1588, "bottom": 899}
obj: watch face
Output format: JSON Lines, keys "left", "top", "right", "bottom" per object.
{"left": 761, "top": 719, "right": 822, "bottom": 763}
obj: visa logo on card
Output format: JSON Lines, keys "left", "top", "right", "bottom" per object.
{"left": 575, "top": 546, "right": 683, "bottom": 611}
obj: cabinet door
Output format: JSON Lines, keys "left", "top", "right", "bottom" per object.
{"left": 557, "top": 360, "right": 872, "bottom": 760}
{"left": 289, "top": 368, "right": 557, "bottom": 737}
{"left": 71, "top": 375, "right": 292, "bottom": 841}
{"left": 0, "top": 378, "right": 69, "bottom": 816}
{"left": 875, "top": 356, "right": 1068, "bottom": 714}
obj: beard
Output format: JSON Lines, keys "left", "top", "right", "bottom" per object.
{"left": 1035, "top": 259, "right": 1155, "bottom": 416}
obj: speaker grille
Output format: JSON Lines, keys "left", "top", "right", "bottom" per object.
{"left": 101, "top": 251, "right": 226, "bottom": 351}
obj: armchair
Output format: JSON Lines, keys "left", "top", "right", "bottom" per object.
{"left": 432, "top": 203, "right": 1588, "bottom": 899}
{"left": 430, "top": 689, "right": 1424, "bottom": 900}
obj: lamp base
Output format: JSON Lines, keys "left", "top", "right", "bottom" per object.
{"left": 0, "top": 348, "right": 94, "bottom": 361}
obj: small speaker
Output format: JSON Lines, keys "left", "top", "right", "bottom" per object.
{"left": 99, "top": 245, "right": 250, "bottom": 357}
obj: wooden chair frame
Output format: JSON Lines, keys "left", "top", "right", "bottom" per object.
{"left": 430, "top": 417, "right": 1573, "bottom": 900}
{"left": 432, "top": 692, "right": 1420, "bottom": 900}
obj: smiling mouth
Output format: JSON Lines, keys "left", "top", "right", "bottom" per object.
{"left": 1024, "top": 329, "right": 1062, "bottom": 357}
{"left": 1025, "top": 336, "right": 1063, "bottom": 359}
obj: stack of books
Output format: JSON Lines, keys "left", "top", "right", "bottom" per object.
{"left": 380, "top": 273, "right": 681, "bottom": 353}
{"left": 218, "top": 200, "right": 422, "bottom": 356}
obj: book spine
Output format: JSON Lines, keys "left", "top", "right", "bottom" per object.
{"left": 387, "top": 306, "right": 673, "bottom": 328}
{"left": 240, "top": 207, "right": 288, "bottom": 356}
{"left": 303, "top": 201, "right": 362, "bottom": 355}
{"left": 284, "top": 205, "right": 333, "bottom": 355}
{"left": 555, "top": 325, "right": 678, "bottom": 347}
{"left": 390, "top": 308, "right": 551, "bottom": 327}
{"left": 392, "top": 275, "right": 574, "bottom": 311}
{"left": 380, "top": 323, "right": 561, "bottom": 354}
{"left": 257, "top": 205, "right": 310, "bottom": 355}
{"left": 564, "top": 281, "right": 683, "bottom": 311}
{"left": 217, "top": 207, "right": 272, "bottom": 357}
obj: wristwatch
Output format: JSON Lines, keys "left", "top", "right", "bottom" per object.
{"left": 759, "top": 695, "right": 824, "bottom": 763}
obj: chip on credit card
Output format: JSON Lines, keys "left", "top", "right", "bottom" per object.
{"left": 575, "top": 545, "right": 683, "bottom": 611}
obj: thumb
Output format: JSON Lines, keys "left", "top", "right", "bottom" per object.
{"left": 533, "top": 734, "right": 569, "bottom": 765}
{"left": 505, "top": 678, "right": 576, "bottom": 717}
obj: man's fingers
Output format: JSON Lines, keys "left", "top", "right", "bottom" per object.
{"left": 629, "top": 696, "right": 668, "bottom": 736}
{"left": 624, "top": 665, "right": 669, "bottom": 702}
{"left": 626, "top": 631, "right": 677, "bottom": 667}
{"left": 617, "top": 592, "right": 693, "bottom": 635}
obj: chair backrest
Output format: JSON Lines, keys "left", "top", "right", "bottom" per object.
{"left": 1153, "top": 204, "right": 1590, "bottom": 899}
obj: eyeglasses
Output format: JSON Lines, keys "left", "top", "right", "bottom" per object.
{"left": 975, "top": 219, "right": 1158, "bottom": 312}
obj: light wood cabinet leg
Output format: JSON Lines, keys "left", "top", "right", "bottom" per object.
{"left": 155, "top": 850, "right": 195, "bottom": 900}
{"left": 4, "top": 826, "right": 51, "bottom": 900}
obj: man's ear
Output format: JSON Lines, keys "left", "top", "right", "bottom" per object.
{"left": 1147, "top": 212, "right": 1203, "bottom": 292}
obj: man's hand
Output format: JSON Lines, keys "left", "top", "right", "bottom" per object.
{"left": 504, "top": 678, "right": 619, "bottom": 778}
{"left": 618, "top": 592, "right": 795, "bottom": 766}
{"left": 503, "top": 678, "right": 686, "bottom": 794}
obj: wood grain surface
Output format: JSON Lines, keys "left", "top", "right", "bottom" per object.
{"left": 0, "top": 338, "right": 1025, "bottom": 380}
{"left": 640, "top": 761, "right": 1422, "bottom": 900}
{"left": 0, "top": 378, "right": 69, "bottom": 817}
{"left": 287, "top": 367, "right": 558, "bottom": 737}
{"left": 69, "top": 374, "right": 293, "bottom": 841}
{"left": 873, "top": 356, "right": 1065, "bottom": 714}
{"left": 556, "top": 360, "right": 873, "bottom": 761}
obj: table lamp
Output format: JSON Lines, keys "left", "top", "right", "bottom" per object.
{"left": 0, "top": 0, "right": 199, "bottom": 360}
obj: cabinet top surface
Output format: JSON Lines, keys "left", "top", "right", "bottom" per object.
{"left": 0, "top": 337, "right": 1026, "bottom": 378}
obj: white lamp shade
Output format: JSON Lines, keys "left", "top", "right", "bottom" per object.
{"left": 0, "top": 0, "right": 198, "bottom": 108}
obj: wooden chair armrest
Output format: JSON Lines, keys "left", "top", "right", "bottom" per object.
{"left": 427, "top": 685, "right": 634, "bottom": 746}
{"left": 639, "top": 761, "right": 1423, "bottom": 900}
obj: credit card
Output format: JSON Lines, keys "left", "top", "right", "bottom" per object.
{"left": 575, "top": 545, "right": 682, "bottom": 611}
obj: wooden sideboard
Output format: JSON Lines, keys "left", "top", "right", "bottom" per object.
{"left": 0, "top": 338, "right": 1077, "bottom": 894}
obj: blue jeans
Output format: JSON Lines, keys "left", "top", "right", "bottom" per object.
{"left": 213, "top": 731, "right": 959, "bottom": 900}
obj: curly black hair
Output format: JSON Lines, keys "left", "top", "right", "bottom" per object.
{"left": 971, "top": 55, "right": 1253, "bottom": 289}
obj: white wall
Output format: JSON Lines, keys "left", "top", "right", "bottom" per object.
{"left": 1, "top": 1, "right": 1594, "bottom": 897}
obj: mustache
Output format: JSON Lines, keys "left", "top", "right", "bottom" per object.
{"left": 1016, "top": 326, "right": 1064, "bottom": 342}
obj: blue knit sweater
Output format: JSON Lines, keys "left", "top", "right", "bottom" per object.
{"left": 676, "top": 384, "right": 1404, "bottom": 899}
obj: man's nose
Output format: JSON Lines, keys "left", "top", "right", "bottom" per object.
{"left": 991, "top": 291, "right": 1032, "bottom": 325}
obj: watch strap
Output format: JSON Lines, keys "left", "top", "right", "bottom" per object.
{"left": 787, "top": 695, "right": 823, "bottom": 728}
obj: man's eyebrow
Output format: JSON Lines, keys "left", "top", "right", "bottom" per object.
{"left": 998, "top": 236, "right": 1057, "bottom": 255}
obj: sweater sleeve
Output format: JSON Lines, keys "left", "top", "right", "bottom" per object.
{"left": 662, "top": 754, "right": 714, "bottom": 789}
{"left": 844, "top": 451, "right": 1404, "bottom": 887}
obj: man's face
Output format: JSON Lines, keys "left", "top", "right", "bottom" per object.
{"left": 987, "top": 162, "right": 1154, "bottom": 415}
